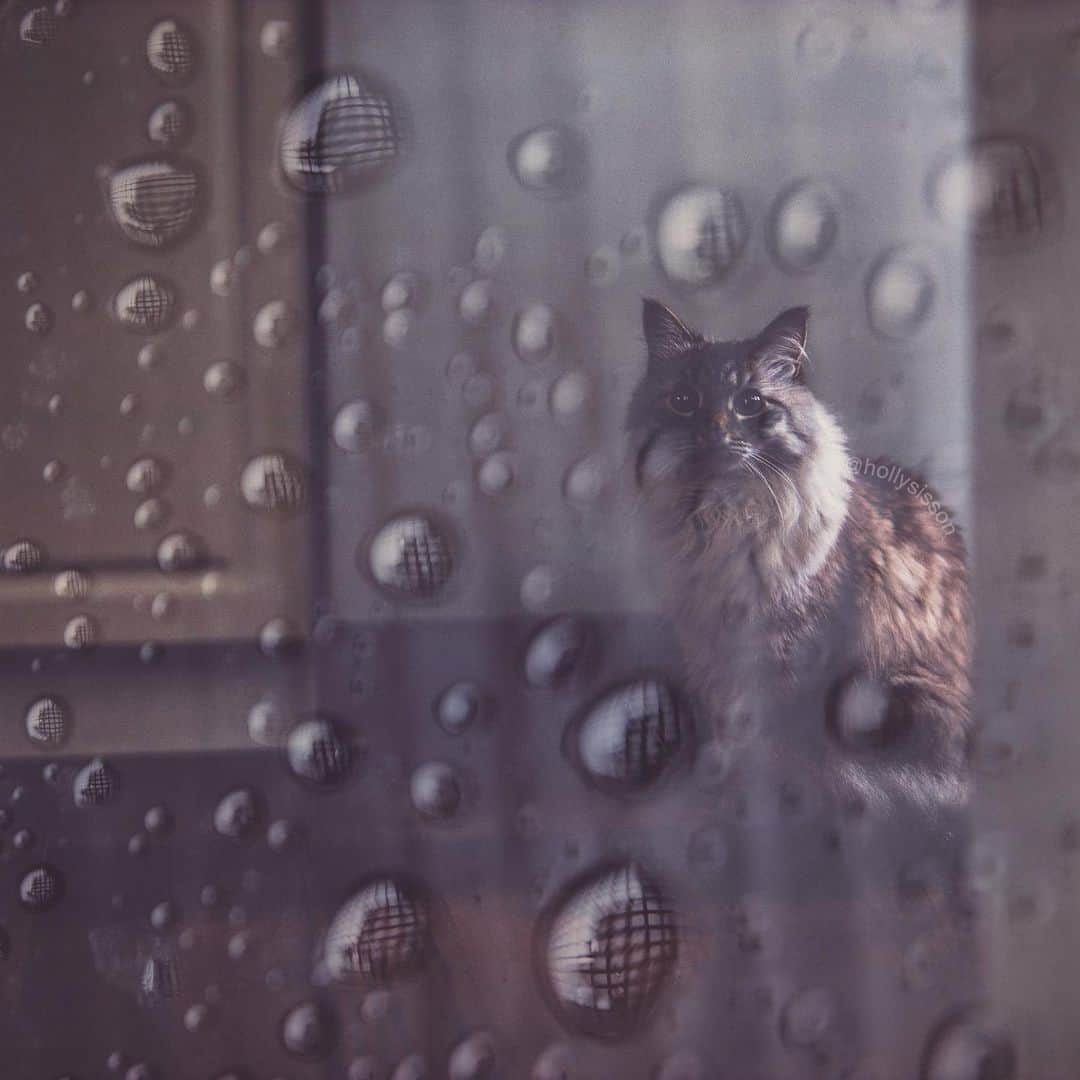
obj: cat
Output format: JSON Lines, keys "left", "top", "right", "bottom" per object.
{"left": 627, "top": 299, "right": 971, "bottom": 812}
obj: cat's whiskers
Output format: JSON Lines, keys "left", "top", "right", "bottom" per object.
{"left": 746, "top": 448, "right": 803, "bottom": 525}
{"left": 739, "top": 453, "right": 787, "bottom": 527}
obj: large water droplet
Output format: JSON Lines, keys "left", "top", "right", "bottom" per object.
{"left": 409, "top": 762, "right": 462, "bottom": 820}
{"left": 3, "top": 539, "right": 44, "bottom": 573}
{"left": 213, "top": 788, "right": 260, "bottom": 839}
{"left": 106, "top": 160, "right": 200, "bottom": 248}
{"left": 366, "top": 512, "right": 454, "bottom": 599}
{"left": 241, "top": 451, "right": 307, "bottom": 513}
{"left": 156, "top": 530, "right": 204, "bottom": 573}
{"left": 20, "top": 6, "right": 56, "bottom": 46}
{"left": 508, "top": 123, "right": 587, "bottom": 198}
{"left": 252, "top": 298, "right": 292, "bottom": 349}
{"left": 146, "top": 19, "right": 195, "bottom": 84}
{"left": 929, "top": 138, "right": 1053, "bottom": 250}
{"left": 286, "top": 716, "right": 352, "bottom": 787}
{"left": 19, "top": 864, "right": 64, "bottom": 911}
{"left": 524, "top": 616, "right": 587, "bottom": 688}
{"left": 540, "top": 862, "right": 677, "bottom": 1038}
{"left": 655, "top": 184, "right": 748, "bottom": 287}
{"left": 769, "top": 181, "right": 839, "bottom": 271}
{"left": 571, "top": 679, "right": 685, "bottom": 794}
{"left": 281, "top": 1000, "right": 337, "bottom": 1060}
{"left": 866, "top": 249, "right": 935, "bottom": 339}
{"left": 280, "top": 74, "right": 399, "bottom": 194}
{"left": 64, "top": 614, "right": 98, "bottom": 650}
{"left": 25, "top": 696, "right": 69, "bottom": 748}
{"left": 260, "top": 19, "right": 294, "bottom": 60}
{"left": 126, "top": 456, "right": 169, "bottom": 495}
{"left": 113, "top": 275, "right": 176, "bottom": 333}
{"left": 324, "top": 878, "right": 430, "bottom": 983}
{"left": 74, "top": 757, "right": 117, "bottom": 807}
{"left": 921, "top": 1010, "right": 1017, "bottom": 1080}
{"left": 333, "top": 400, "right": 383, "bottom": 454}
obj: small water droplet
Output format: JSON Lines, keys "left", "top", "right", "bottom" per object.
{"left": 64, "top": 613, "right": 98, "bottom": 650}
{"left": 448, "top": 1031, "right": 496, "bottom": 1080}
{"left": 146, "top": 19, "right": 195, "bottom": 84}
{"left": 241, "top": 451, "right": 306, "bottom": 512}
{"left": 366, "top": 513, "right": 454, "bottom": 599}
{"left": 434, "top": 683, "right": 482, "bottom": 735}
{"left": 520, "top": 565, "right": 557, "bottom": 611}
{"left": 477, "top": 452, "right": 515, "bottom": 497}
{"left": 203, "top": 360, "right": 244, "bottom": 398}
{"left": 147, "top": 100, "right": 191, "bottom": 146}
{"left": 3, "top": 539, "right": 44, "bottom": 573}
{"left": 25, "top": 696, "right": 69, "bottom": 747}
{"left": 134, "top": 497, "right": 169, "bottom": 530}
{"left": 213, "top": 788, "right": 260, "bottom": 839}
{"left": 24, "top": 301, "right": 53, "bottom": 335}
{"left": 19, "top": 864, "right": 64, "bottom": 911}
{"left": 508, "top": 123, "right": 587, "bottom": 198}
{"left": 73, "top": 757, "right": 116, "bottom": 806}
{"left": 259, "top": 19, "right": 294, "bottom": 60}
{"left": 156, "top": 531, "right": 204, "bottom": 573}
{"left": 252, "top": 299, "right": 292, "bottom": 349}
{"left": 512, "top": 303, "right": 557, "bottom": 363}
{"left": 866, "top": 249, "right": 935, "bottom": 339}
{"left": 410, "top": 762, "right": 462, "bottom": 820}
{"left": 381, "top": 271, "right": 420, "bottom": 312}
{"left": 106, "top": 160, "right": 199, "bottom": 248}
{"left": 459, "top": 278, "right": 494, "bottom": 326}
{"left": 524, "top": 616, "right": 587, "bottom": 688}
{"left": 286, "top": 716, "right": 352, "bottom": 787}
{"left": 333, "top": 399, "right": 383, "bottom": 453}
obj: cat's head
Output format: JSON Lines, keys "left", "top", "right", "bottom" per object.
{"left": 627, "top": 299, "right": 846, "bottom": 529}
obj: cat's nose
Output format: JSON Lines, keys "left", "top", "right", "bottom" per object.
{"left": 711, "top": 409, "right": 732, "bottom": 441}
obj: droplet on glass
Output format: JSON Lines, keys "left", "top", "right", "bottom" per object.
{"left": 827, "top": 673, "right": 905, "bottom": 749}
{"left": 280, "top": 74, "right": 399, "bottom": 194}
{"left": 866, "top": 249, "right": 935, "bottom": 339}
{"left": 381, "top": 271, "right": 420, "bottom": 312}
{"left": 106, "top": 160, "right": 199, "bottom": 248}
{"left": 512, "top": 303, "right": 557, "bottom": 363}
{"left": 474, "top": 226, "right": 508, "bottom": 271}
{"left": 281, "top": 1000, "right": 337, "bottom": 1060}
{"left": 20, "top": 6, "right": 55, "bottom": 45}
{"left": 520, "top": 565, "right": 557, "bottom": 611}
{"left": 134, "top": 497, "right": 169, "bottom": 531}
{"left": 531, "top": 1044, "right": 573, "bottom": 1080}
{"left": 572, "top": 678, "right": 685, "bottom": 794}
{"left": 366, "top": 513, "right": 454, "bottom": 599}
{"left": 156, "top": 530, "right": 204, "bottom": 573}
{"left": 654, "top": 184, "right": 748, "bottom": 287}
{"left": 410, "top": 762, "right": 462, "bottom": 820}
{"left": 203, "top": 359, "right": 244, "bottom": 398}
{"left": 563, "top": 455, "right": 608, "bottom": 504}
{"left": 146, "top": 19, "right": 195, "bottom": 84}
{"left": 24, "top": 301, "right": 53, "bottom": 335}
{"left": 113, "top": 275, "right": 176, "bottom": 333}
{"left": 508, "top": 123, "right": 587, "bottom": 198}
{"left": 252, "top": 299, "right": 292, "bottom": 349}
{"left": 477, "top": 452, "right": 515, "bottom": 497}
{"left": 333, "top": 399, "right": 383, "bottom": 453}
{"left": 260, "top": 19, "right": 294, "bottom": 60}
{"left": 241, "top": 451, "right": 306, "bottom": 513}
{"left": 73, "top": 757, "right": 117, "bottom": 806}
{"left": 920, "top": 1010, "right": 1017, "bottom": 1080}
{"left": 434, "top": 683, "right": 482, "bottom": 735}
{"left": 3, "top": 539, "right": 44, "bottom": 573}
{"left": 540, "top": 862, "right": 677, "bottom": 1038}
{"left": 25, "top": 696, "right": 69, "bottom": 748}
{"left": 448, "top": 1031, "right": 496, "bottom": 1080}
{"left": 147, "top": 100, "right": 191, "bottom": 146}
{"left": 769, "top": 181, "right": 839, "bottom": 272}
{"left": 64, "top": 614, "right": 98, "bottom": 650}
{"left": 19, "top": 864, "right": 64, "bottom": 911}
{"left": 459, "top": 278, "right": 493, "bottom": 326}
{"left": 468, "top": 413, "right": 505, "bottom": 457}
{"left": 324, "top": 878, "right": 429, "bottom": 983}
{"left": 213, "top": 788, "right": 260, "bottom": 839}
{"left": 525, "top": 616, "right": 588, "bottom": 688}
{"left": 286, "top": 716, "right": 352, "bottom": 788}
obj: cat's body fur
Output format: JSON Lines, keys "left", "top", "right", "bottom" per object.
{"left": 628, "top": 300, "right": 971, "bottom": 810}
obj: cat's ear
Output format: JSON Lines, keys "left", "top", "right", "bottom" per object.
{"left": 642, "top": 298, "right": 699, "bottom": 363}
{"left": 757, "top": 306, "right": 810, "bottom": 382}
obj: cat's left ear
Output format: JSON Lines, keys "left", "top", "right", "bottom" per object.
{"left": 757, "top": 306, "right": 810, "bottom": 382}
{"left": 642, "top": 298, "right": 700, "bottom": 364}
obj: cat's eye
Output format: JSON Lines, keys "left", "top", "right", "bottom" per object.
{"left": 668, "top": 385, "right": 701, "bottom": 416}
{"left": 733, "top": 388, "right": 766, "bottom": 419}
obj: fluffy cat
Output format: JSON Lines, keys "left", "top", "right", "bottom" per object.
{"left": 627, "top": 299, "right": 971, "bottom": 811}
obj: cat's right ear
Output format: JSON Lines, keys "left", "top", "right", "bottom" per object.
{"left": 643, "top": 298, "right": 699, "bottom": 364}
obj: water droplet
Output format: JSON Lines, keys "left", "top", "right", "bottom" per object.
{"left": 382, "top": 308, "right": 414, "bottom": 349}
{"left": 921, "top": 1010, "right": 1016, "bottom": 1080}
{"left": 25, "top": 696, "right": 69, "bottom": 748}
{"left": 213, "top": 788, "right": 260, "bottom": 839}
{"left": 366, "top": 513, "right": 454, "bottom": 599}
{"left": 126, "top": 456, "right": 168, "bottom": 495}
{"left": 197, "top": 360, "right": 243, "bottom": 402}
{"left": 3, "top": 539, "right": 44, "bottom": 573}
{"left": 74, "top": 757, "right": 116, "bottom": 806}
{"left": 260, "top": 19, "right": 294, "bottom": 60}
{"left": 769, "top": 181, "right": 839, "bottom": 271}
{"left": 149, "top": 899, "right": 177, "bottom": 931}
{"left": 146, "top": 19, "right": 195, "bottom": 84}
{"left": 247, "top": 696, "right": 288, "bottom": 745}
{"left": 257, "top": 220, "right": 291, "bottom": 254}
{"left": 258, "top": 616, "right": 298, "bottom": 657}
{"left": 52, "top": 567, "right": 89, "bottom": 600}
{"left": 281, "top": 1000, "right": 336, "bottom": 1060}
{"left": 332, "top": 399, "right": 383, "bottom": 454}
{"left": 477, "top": 452, "right": 515, "bottom": 496}
{"left": 572, "top": 678, "right": 685, "bottom": 793}
{"left": 106, "top": 160, "right": 200, "bottom": 248}
{"left": 525, "top": 616, "right": 587, "bottom": 688}
{"left": 654, "top": 184, "right": 749, "bottom": 287}
{"left": 474, "top": 225, "right": 508, "bottom": 271}
{"left": 134, "top": 497, "right": 169, "bottom": 531}
{"left": 208, "top": 258, "right": 238, "bottom": 297}
{"left": 512, "top": 303, "right": 557, "bottom": 363}
{"left": 24, "top": 301, "right": 53, "bottom": 335}
{"left": 541, "top": 862, "right": 677, "bottom": 1038}
{"left": 826, "top": 673, "right": 905, "bottom": 748}
{"left": 280, "top": 74, "right": 399, "bottom": 194}
{"left": 508, "top": 123, "right": 587, "bottom": 198}
{"left": 241, "top": 451, "right": 306, "bottom": 513}
{"left": 64, "top": 614, "right": 98, "bottom": 650}
{"left": 286, "top": 716, "right": 352, "bottom": 787}
{"left": 434, "top": 683, "right": 482, "bottom": 735}
{"left": 459, "top": 278, "right": 493, "bottom": 326}
{"left": 252, "top": 298, "right": 292, "bottom": 349}
{"left": 410, "top": 762, "right": 462, "bottom": 820}
{"left": 19, "top": 864, "right": 64, "bottom": 911}
{"left": 42, "top": 459, "right": 65, "bottom": 484}
{"left": 520, "top": 565, "right": 557, "bottom": 611}
{"left": 324, "top": 878, "right": 430, "bottom": 983}
{"left": 20, "top": 6, "right": 56, "bottom": 46}
{"left": 71, "top": 289, "right": 91, "bottom": 313}
{"left": 929, "top": 138, "right": 1053, "bottom": 250}
{"left": 468, "top": 413, "right": 505, "bottom": 457}
{"left": 391, "top": 1054, "right": 428, "bottom": 1080}
{"left": 563, "top": 455, "right": 608, "bottom": 504}
{"left": 780, "top": 986, "right": 834, "bottom": 1047}
{"left": 16, "top": 270, "right": 39, "bottom": 293}
{"left": 531, "top": 1044, "right": 573, "bottom": 1080}
{"left": 147, "top": 100, "right": 191, "bottom": 146}
{"left": 585, "top": 246, "right": 619, "bottom": 285}
{"left": 866, "top": 249, "right": 935, "bottom": 339}
{"left": 156, "top": 531, "right": 204, "bottom": 573}
{"left": 448, "top": 1031, "right": 496, "bottom": 1080}
{"left": 381, "top": 271, "right": 420, "bottom": 312}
